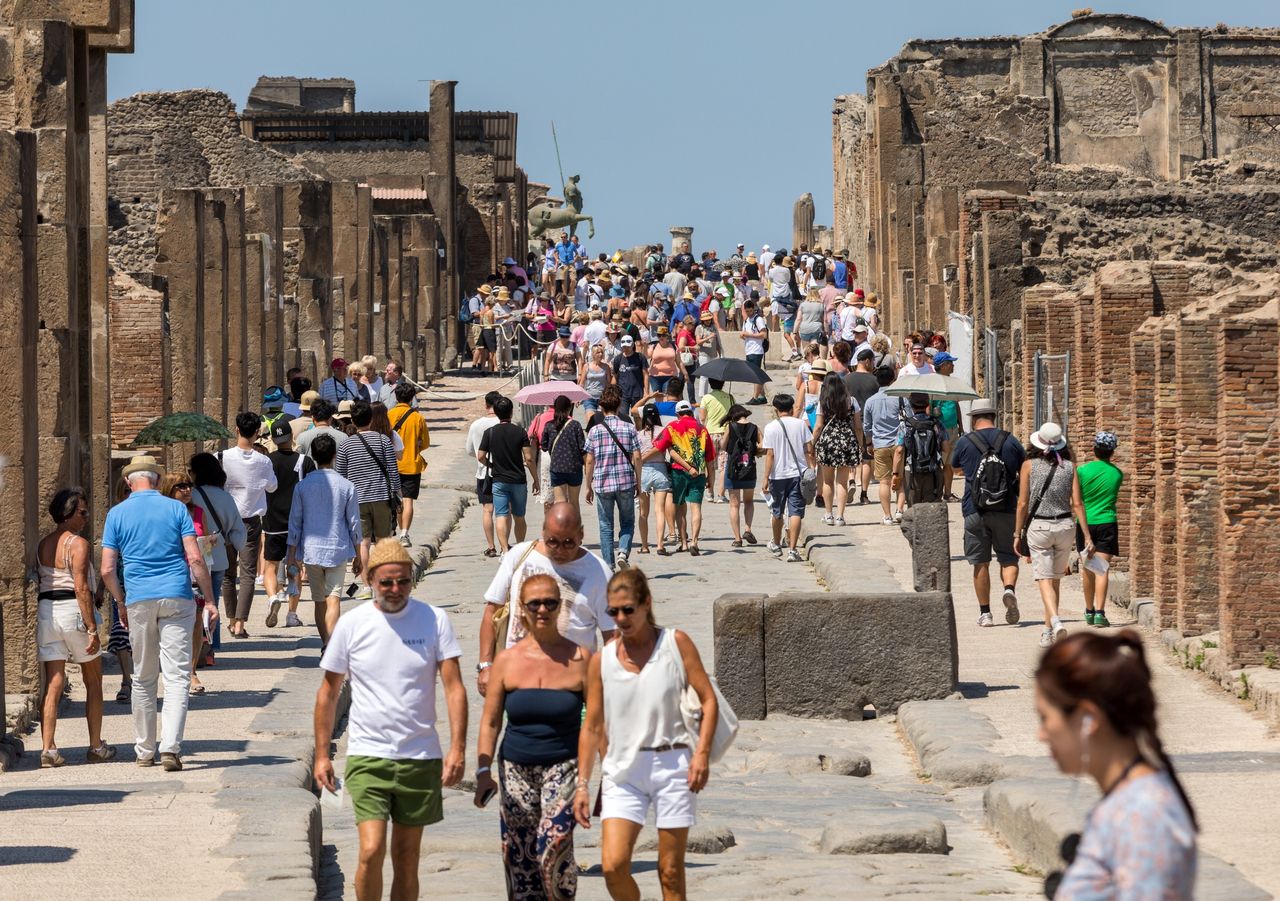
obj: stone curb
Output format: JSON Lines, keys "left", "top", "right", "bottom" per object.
{"left": 800, "top": 519, "right": 907, "bottom": 595}
{"left": 897, "top": 699, "right": 1053, "bottom": 786}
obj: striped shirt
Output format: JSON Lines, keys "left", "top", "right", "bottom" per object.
{"left": 335, "top": 430, "right": 401, "bottom": 504}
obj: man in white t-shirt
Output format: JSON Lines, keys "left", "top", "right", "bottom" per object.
{"left": 464, "top": 391, "right": 503, "bottom": 557}
{"left": 740, "top": 300, "right": 769, "bottom": 405}
{"left": 475, "top": 503, "right": 614, "bottom": 696}
{"left": 761, "top": 394, "right": 814, "bottom": 563}
{"left": 314, "top": 539, "right": 467, "bottom": 901}
{"left": 759, "top": 244, "right": 775, "bottom": 273}
{"left": 582, "top": 308, "right": 608, "bottom": 353}
{"left": 900, "top": 343, "right": 935, "bottom": 376}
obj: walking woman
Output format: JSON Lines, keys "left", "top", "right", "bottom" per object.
{"left": 475, "top": 574, "right": 588, "bottom": 900}
{"left": 1037, "top": 631, "right": 1197, "bottom": 899}
{"left": 1077, "top": 431, "right": 1124, "bottom": 628}
{"left": 545, "top": 327, "right": 581, "bottom": 383}
{"left": 646, "top": 326, "right": 686, "bottom": 394}
{"left": 812, "top": 374, "right": 862, "bottom": 526}
{"left": 161, "top": 472, "right": 215, "bottom": 695}
{"left": 694, "top": 310, "right": 722, "bottom": 401}
{"left": 676, "top": 315, "right": 699, "bottom": 406}
{"left": 575, "top": 570, "right": 719, "bottom": 901}
{"left": 722, "top": 404, "right": 762, "bottom": 548}
{"left": 36, "top": 488, "right": 116, "bottom": 766}
{"left": 578, "top": 343, "right": 613, "bottom": 414}
{"left": 190, "top": 452, "right": 246, "bottom": 659}
{"left": 1014, "top": 422, "right": 1093, "bottom": 649}
{"left": 539, "top": 394, "right": 587, "bottom": 511}
{"left": 633, "top": 402, "right": 674, "bottom": 556}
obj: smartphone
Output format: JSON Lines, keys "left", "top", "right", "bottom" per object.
{"left": 346, "top": 582, "right": 360, "bottom": 598}
{"left": 478, "top": 785, "right": 498, "bottom": 808}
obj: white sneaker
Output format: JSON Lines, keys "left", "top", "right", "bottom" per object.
{"left": 834, "top": 517, "right": 847, "bottom": 526}
{"left": 1002, "top": 588, "right": 1020, "bottom": 625}
{"left": 767, "top": 542, "right": 783, "bottom": 557}
{"left": 786, "top": 549, "right": 803, "bottom": 563}
{"left": 1039, "top": 628, "right": 1054, "bottom": 648}
{"left": 254, "top": 574, "right": 264, "bottom": 587}
{"left": 882, "top": 516, "right": 894, "bottom": 526}
{"left": 1052, "top": 619, "right": 1068, "bottom": 641}
{"left": 615, "top": 552, "right": 630, "bottom": 571}
{"left": 264, "top": 593, "right": 283, "bottom": 628}
{"left": 893, "top": 511, "right": 904, "bottom": 523}
{"left": 284, "top": 612, "right": 303, "bottom": 628}
{"left": 977, "top": 612, "right": 995, "bottom": 628}
{"left": 822, "top": 514, "right": 834, "bottom": 526}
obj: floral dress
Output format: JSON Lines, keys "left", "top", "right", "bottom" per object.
{"left": 815, "top": 411, "right": 862, "bottom": 467}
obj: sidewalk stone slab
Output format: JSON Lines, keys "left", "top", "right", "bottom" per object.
{"left": 820, "top": 812, "right": 948, "bottom": 855}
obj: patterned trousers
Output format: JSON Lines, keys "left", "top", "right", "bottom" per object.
{"left": 500, "top": 758, "right": 578, "bottom": 900}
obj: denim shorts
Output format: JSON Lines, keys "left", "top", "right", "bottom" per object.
{"left": 492, "top": 481, "right": 528, "bottom": 518}
{"left": 641, "top": 466, "right": 672, "bottom": 493}
{"left": 768, "top": 476, "right": 805, "bottom": 519}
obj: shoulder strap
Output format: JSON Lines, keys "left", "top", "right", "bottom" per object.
{"left": 393, "top": 407, "right": 414, "bottom": 432}
{"left": 195, "top": 485, "right": 229, "bottom": 539}
{"left": 598, "top": 416, "right": 633, "bottom": 458}
{"left": 992, "top": 430, "right": 1008, "bottom": 454}
{"left": 507, "top": 542, "right": 540, "bottom": 607}
{"left": 968, "top": 430, "right": 990, "bottom": 455}
{"left": 354, "top": 431, "right": 397, "bottom": 497}
{"left": 1027, "top": 457, "right": 1060, "bottom": 521}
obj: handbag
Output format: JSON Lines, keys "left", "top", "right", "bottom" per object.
{"left": 488, "top": 542, "right": 538, "bottom": 660}
{"left": 783, "top": 419, "right": 818, "bottom": 504}
{"left": 353, "top": 431, "right": 402, "bottom": 519}
{"left": 674, "top": 631, "right": 739, "bottom": 763}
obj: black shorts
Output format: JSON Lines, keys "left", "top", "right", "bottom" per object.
{"left": 476, "top": 477, "right": 494, "bottom": 505}
{"left": 263, "top": 531, "right": 289, "bottom": 563}
{"left": 1077, "top": 521, "right": 1119, "bottom": 556}
{"left": 400, "top": 473, "right": 421, "bottom": 500}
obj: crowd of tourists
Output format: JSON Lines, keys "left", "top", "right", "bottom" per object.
{"left": 30, "top": 233, "right": 1194, "bottom": 900}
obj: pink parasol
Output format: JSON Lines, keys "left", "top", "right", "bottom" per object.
{"left": 514, "top": 381, "right": 591, "bottom": 406}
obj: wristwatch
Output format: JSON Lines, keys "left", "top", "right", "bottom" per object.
{"left": 476, "top": 661, "right": 492, "bottom": 673}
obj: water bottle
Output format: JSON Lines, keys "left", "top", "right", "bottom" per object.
{"left": 286, "top": 563, "right": 300, "bottom": 598}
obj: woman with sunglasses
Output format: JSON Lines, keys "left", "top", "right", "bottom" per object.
{"left": 475, "top": 574, "right": 588, "bottom": 898}
{"left": 576, "top": 569, "right": 718, "bottom": 900}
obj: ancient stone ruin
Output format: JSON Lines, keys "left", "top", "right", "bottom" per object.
{"left": 833, "top": 11, "right": 1280, "bottom": 666}
{"left": 0, "top": 3, "right": 533, "bottom": 694}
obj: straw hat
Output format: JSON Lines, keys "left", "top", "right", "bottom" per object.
{"left": 122, "top": 454, "right": 164, "bottom": 479}
{"left": 478, "top": 284, "right": 492, "bottom": 296}
{"left": 809, "top": 359, "right": 829, "bottom": 379}
{"left": 496, "top": 286, "right": 510, "bottom": 300}
{"left": 864, "top": 293, "right": 879, "bottom": 307}
{"left": 367, "top": 538, "right": 414, "bottom": 575}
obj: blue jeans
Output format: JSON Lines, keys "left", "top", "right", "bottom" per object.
{"left": 649, "top": 375, "right": 671, "bottom": 393}
{"left": 492, "top": 481, "right": 528, "bottom": 518}
{"left": 595, "top": 489, "right": 636, "bottom": 563}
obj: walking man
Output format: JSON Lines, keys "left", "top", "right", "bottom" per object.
{"left": 101, "top": 455, "right": 215, "bottom": 770}
{"left": 220, "top": 411, "right": 278, "bottom": 638}
{"left": 388, "top": 381, "right": 430, "bottom": 546}
{"left": 761, "top": 394, "right": 813, "bottom": 563}
{"left": 741, "top": 300, "right": 769, "bottom": 404}
{"left": 950, "top": 399, "right": 1025, "bottom": 628}
{"left": 335, "top": 401, "right": 401, "bottom": 597}
{"left": 477, "top": 396, "right": 537, "bottom": 554}
{"left": 860, "top": 367, "right": 905, "bottom": 525}
{"left": 644, "top": 399, "right": 715, "bottom": 555}
{"left": 288, "top": 434, "right": 362, "bottom": 648}
{"left": 264, "top": 420, "right": 316, "bottom": 629}
{"left": 296, "top": 398, "right": 347, "bottom": 459}
{"left": 584, "top": 385, "right": 642, "bottom": 571}
{"left": 465, "top": 391, "right": 503, "bottom": 558}
{"left": 314, "top": 539, "right": 467, "bottom": 901}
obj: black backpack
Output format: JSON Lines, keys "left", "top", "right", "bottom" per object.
{"left": 967, "top": 430, "right": 1012, "bottom": 511}
{"left": 811, "top": 256, "right": 827, "bottom": 281}
{"left": 902, "top": 410, "right": 942, "bottom": 474}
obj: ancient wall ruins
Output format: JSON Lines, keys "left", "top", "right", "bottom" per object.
{"left": 833, "top": 11, "right": 1280, "bottom": 668}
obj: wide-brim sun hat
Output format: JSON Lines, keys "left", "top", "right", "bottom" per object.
{"left": 122, "top": 454, "right": 165, "bottom": 479}
{"left": 1030, "top": 422, "right": 1067, "bottom": 451}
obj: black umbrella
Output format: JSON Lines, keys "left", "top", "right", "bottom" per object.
{"left": 696, "top": 357, "right": 772, "bottom": 385}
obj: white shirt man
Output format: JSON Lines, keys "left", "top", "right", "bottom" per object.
{"left": 465, "top": 395, "right": 502, "bottom": 554}
{"left": 900, "top": 345, "right": 936, "bottom": 376}
{"left": 760, "top": 246, "right": 775, "bottom": 272}
{"left": 583, "top": 314, "right": 607, "bottom": 352}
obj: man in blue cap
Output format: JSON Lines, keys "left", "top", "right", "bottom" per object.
{"left": 261, "top": 386, "right": 295, "bottom": 452}
{"left": 930, "top": 351, "right": 963, "bottom": 500}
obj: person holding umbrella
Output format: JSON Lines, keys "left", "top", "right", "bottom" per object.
{"left": 930, "top": 352, "right": 963, "bottom": 501}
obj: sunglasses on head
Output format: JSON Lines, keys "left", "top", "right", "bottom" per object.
{"left": 606, "top": 603, "right": 638, "bottom": 617}
{"left": 524, "top": 597, "right": 561, "bottom": 612}
{"left": 377, "top": 577, "right": 412, "bottom": 589}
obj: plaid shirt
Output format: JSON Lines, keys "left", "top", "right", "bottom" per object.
{"left": 584, "top": 415, "right": 640, "bottom": 493}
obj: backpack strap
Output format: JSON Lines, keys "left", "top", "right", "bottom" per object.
{"left": 393, "top": 407, "right": 414, "bottom": 432}
{"left": 968, "top": 430, "right": 990, "bottom": 455}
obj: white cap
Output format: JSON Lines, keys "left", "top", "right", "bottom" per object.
{"left": 762, "top": 244, "right": 770, "bottom": 251}
{"left": 675, "top": 400, "right": 693, "bottom": 413}
{"left": 736, "top": 242, "right": 745, "bottom": 248}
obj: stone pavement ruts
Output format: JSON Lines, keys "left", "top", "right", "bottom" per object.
{"left": 317, "top": 373, "right": 1045, "bottom": 900}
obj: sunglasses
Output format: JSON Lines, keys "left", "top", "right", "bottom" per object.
{"left": 175, "top": 482, "right": 193, "bottom": 490}
{"left": 543, "top": 536, "right": 580, "bottom": 549}
{"left": 377, "top": 577, "right": 412, "bottom": 589}
{"left": 606, "top": 604, "right": 639, "bottom": 617}
{"left": 524, "top": 598, "right": 561, "bottom": 612}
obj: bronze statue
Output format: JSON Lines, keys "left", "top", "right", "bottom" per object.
{"left": 529, "top": 174, "right": 594, "bottom": 239}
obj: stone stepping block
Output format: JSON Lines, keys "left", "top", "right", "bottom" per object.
{"left": 819, "top": 812, "right": 948, "bottom": 855}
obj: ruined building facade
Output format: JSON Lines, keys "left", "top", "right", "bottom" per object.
{"left": 833, "top": 12, "right": 1280, "bottom": 667}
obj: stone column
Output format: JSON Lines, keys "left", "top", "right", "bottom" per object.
{"left": 792, "top": 193, "right": 815, "bottom": 251}
{"left": 428, "top": 80, "right": 459, "bottom": 364}
{"left": 669, "top": 226, "right": 693, "bottom": 257}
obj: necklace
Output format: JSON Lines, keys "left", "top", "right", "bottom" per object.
{"left": 1102, "top": 755, "right": 1144, "bottom": 798}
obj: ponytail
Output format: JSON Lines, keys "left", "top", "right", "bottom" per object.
{"left": 1140, "top": 728, "right": 1199, "bottom": 831}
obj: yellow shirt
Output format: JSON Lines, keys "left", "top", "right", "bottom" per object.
{"left": 389, "top": 403, "right": 430, "bottom": 475}
{"left": 700, "top": 389, "right": 733, "bottom": 435}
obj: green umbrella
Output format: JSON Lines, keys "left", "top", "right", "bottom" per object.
{"left": 130, "top": 412, "right": 232, "bottom": 448}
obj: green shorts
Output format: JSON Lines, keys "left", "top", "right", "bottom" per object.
{"left": 345, "top": 756, "right": 443, "bottom": 826}
{"left": 671, "top": 469, "right": 707, "bottom": 506}
{"left": 359, "top": 501, "right": 395, "bottom": 542}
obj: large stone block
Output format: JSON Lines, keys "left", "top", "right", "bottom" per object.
{"left": 902, "top": 502, "right": 950, "bottom": 592}
{"left": 715, "top": 591, "right": 958, "bottom": 720}
{"left": 711, "top": 594, "right": 765, "bottom": 720}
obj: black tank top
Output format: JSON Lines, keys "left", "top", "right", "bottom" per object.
{"left": 500, "top": 688, "right": 583, "bottom": 765}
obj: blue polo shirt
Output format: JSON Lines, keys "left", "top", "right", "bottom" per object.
{"left": 102, "top": 490, "right": 196, "bottom": 604}
{"left": 556, "top": 241, "right": 575, "bottom": 266}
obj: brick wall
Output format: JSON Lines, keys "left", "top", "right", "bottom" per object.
{"left": 1126, "top": 321, "right": 1162, "bottom": 599}
{"left": 1217, "top": 299, "right": 1280, "bottom": 664}
{"left": 108, "top": 271, "right": 167, "bottom": 447}
{"left": 1151, "top": 321, "right": 1179, "bottom": 629}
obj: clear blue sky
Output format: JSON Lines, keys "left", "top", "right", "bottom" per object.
{"left": 111, "top": 0, "right": 1276, "bottom": 258}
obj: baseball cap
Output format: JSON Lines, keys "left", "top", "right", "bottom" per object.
{"left": 932, "top": 351, "right": 957, "bottom": 365}
{"left": 557, "top": 326, "right": 571, "bottom": 337}
{"left": 300, "top": 389, "right": 320, "bottom": 412}
{"left": 331, "top": 357, "right": 348, "bottom": 369}
{"left": 269, "top": 418, "right": 293, "bottom": 443}
{"left": 721, "top": 269, "right": 731, "bottom": 278}
{"left": 856, "top": 347, "right": 875, "bottom": 361}
{"left": 675, "top": 400, "right": 693, "bottom": 414}
{"left": 852, "top": 324, "right": 869, "bottom": 333}
{"left": 336, "top": 400, "right": 354, "bottom": 417}
{"left": 736, "top": 242, "right": 745, "bottom": 249}
{"left": 620, "top": 336, "right": 635, "bottom": 347}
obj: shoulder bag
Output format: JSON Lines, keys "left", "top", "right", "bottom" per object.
{"left": 675, "top": 629, "right": 739, "bottom": 763}
{"left": 782, "top": 419, "right": 818, "bottom": 504}
{"left": 353, "top": 431, "right": 402, "bottom": 519}
{"left": 489, "top": 542, "right": 539, "bottom": 660}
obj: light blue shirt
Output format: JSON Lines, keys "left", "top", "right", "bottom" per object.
{"left": 287, "top": 468, "right": 363, "bottom": 567}
{"left": 861, "top": 387, "right": 903, "bottom": 449}
{"left": 102, "top": 490, "right": 196, "bottom": 603}
{"left": 319, "top": 375, "right": 359, "bottom": 404}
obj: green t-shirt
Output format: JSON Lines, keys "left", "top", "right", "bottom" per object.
{"left": 931, "top": 399, "right": 960, "bottom": 430}
{"left": 700, "top": 389, "right": 733, "bottom": 435}
{"left": 1077, "top": 459, "right": 1123, "bottom": 524}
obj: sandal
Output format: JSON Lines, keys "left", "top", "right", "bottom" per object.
{"left": 116, "top": 684, "right": 131, "bottom": 704}
{"left": 743, "top": 531, "right": 758, "bottom": 545}
{"left": 637, "top": 546, "right": 651, "bottom": 554}
{"left": 657, "top": 548, "right": 671, "bottom": 557}
{"left": 689, "top": 546, "right": 701, "bottom": 557}
{"left": 731, "top": 540, "right": 744, "bottom": 548}
{"left": 190, "top": 683, "right": 206, "bottom": 696}
{"left": 483, "top": 547, "right": 499, "bottom": 558}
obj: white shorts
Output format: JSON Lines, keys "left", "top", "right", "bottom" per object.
{"left": 37, "top": 596, "right": 101, "bottom": 664}
{"left": 305, "top": 563, "right": 346, "bottom": 604}
{"left": 602, "top": 747, "right": 696, "bottom": 829}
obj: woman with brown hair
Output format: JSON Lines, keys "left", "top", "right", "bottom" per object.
{"left": 369, "top": 401, "right": 405, "bottom": 457}
{"left": 160, "top": 472, "right": 216, "bottom": 696}
{"left": 1037, "top": 630, "right": 1196, "bottom": 898}
{"left": 475, "top": 573, "right": 588, "bottom": 899}
{"left": 576, "top": 569, "right": 718, "bottom": 901}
